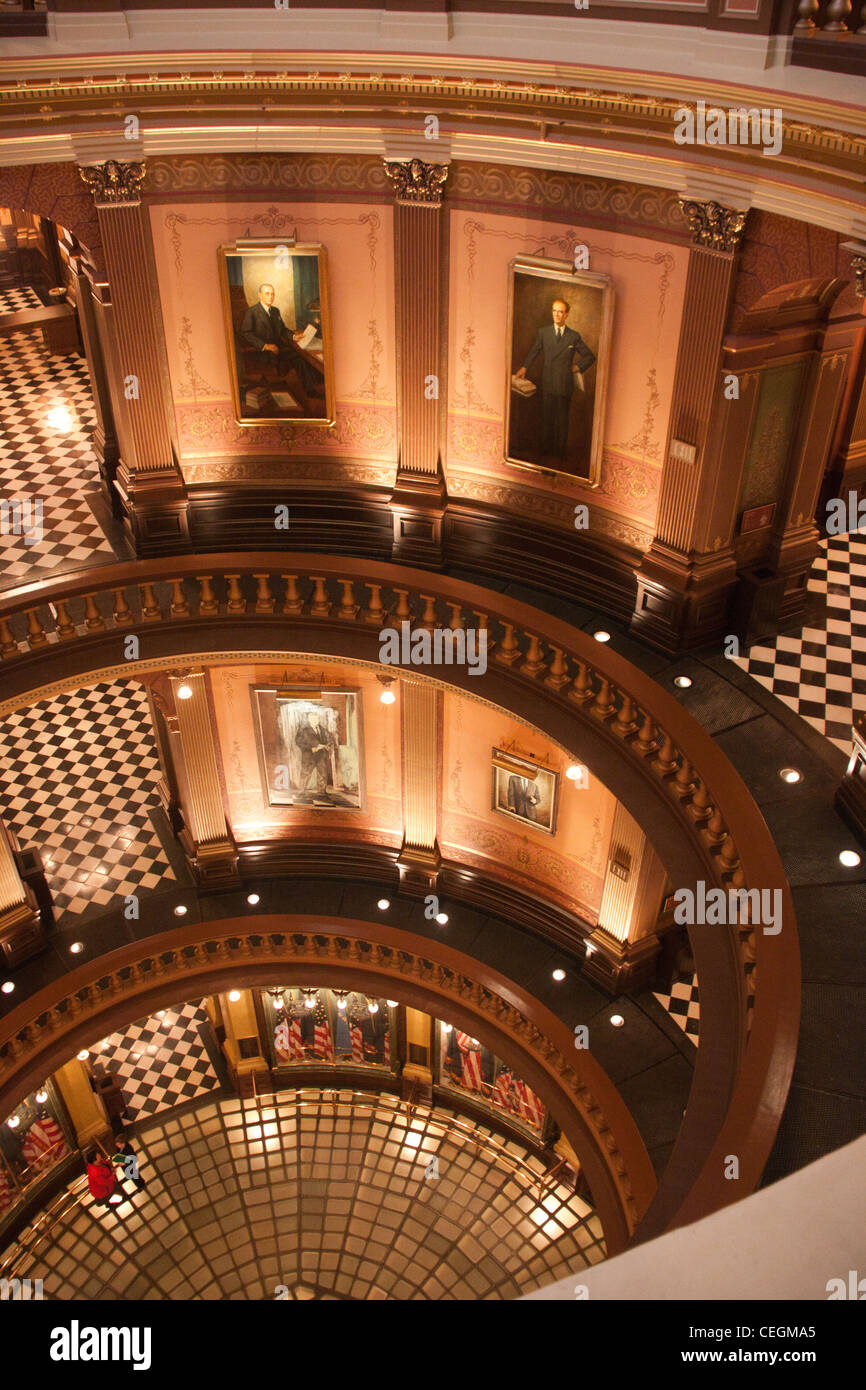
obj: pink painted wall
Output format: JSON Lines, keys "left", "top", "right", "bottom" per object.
{"left": 149, "top": 201, "right": 397, "bottom": 470}
{"left": 446, "top": 209, "right": 689, "bottom": 541}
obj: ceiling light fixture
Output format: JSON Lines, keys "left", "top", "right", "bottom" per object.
{"left": 565, "top": 764, "right": 586, "bottom": 782}
{"left": 367, "top": 1000, "right": 379, "bottom": 1014}
{"left": 246, "top": 893, "right": 260, "bottom": 905}
{"left": 779, "top": 768, "right": 802, "bottom": 784}
{"left": 386, "top": 1000, "right": 398, "bottom": 1008}
{"left": 303, "top": 990, "right": 317, "bottom": 1010}
{"left": 77, "top": 1049, "right": 89, "bottom": 1061}
{"left": 1, "top": 981, "right": 14, "bottom": 995}
{"left": 228, "top": 990, "right": 241, "bottom": 1003}
{"left": 435, "top": 912, "right": 448, "bottom": 925}
{"left": 377, "top": 674, "right": 397, "bottom": 705}
{"left": 552, "top": 968, "right": 566, "bottom": 982}
{"left": 610, "top": 1014, "right": 625, "bottom": 1028}
{"left": 839, "top": 850, "right": 861, "bottom": 868}
{"left": 177, "top": 684, "right": 193, "bottom": 701}
{"left": 593, "top": 630, "right": 611, "bottom": 643}
{"left": 7, "top": 1115, "right": 20, "bottom": 1130}
{"left": 442, "top": 1023, "right": 452, "bottom": 1034}
{"left": 35, "top": 1090, "right": 48, "bottom": 1105}
{"left": 69, "top": 941, "right": 84, "bottom": 955}
{"left": 174, "top": 905, "right": 188, "bottom": 917}
{"left": 377, "top": 898, "right": 390, "bottom": 911}
{"left": 673, "top": 675, "right": 693, "bottom": 689}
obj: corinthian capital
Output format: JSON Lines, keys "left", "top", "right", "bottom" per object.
{"left": 383, "top": 158, "right": 448, "bottom": 207}
{"left": 678, "top": 199, "right": 748, "bottom": 254}
{"left": 79, "top": 160, "right": 147, "bottom": 208}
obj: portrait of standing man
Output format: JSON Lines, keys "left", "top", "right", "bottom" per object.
{"left": 506, "top": 262, "right": 613, "bottom": 484}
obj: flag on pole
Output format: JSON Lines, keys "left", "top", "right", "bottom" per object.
{"left": 349, "top": 1023, "right": 365, "bottom": 1063}
{"left": 22, "top": 1117, "right": 68, "bottom": 1174}
{"left": 383, "top": 1029, "right": 390, "bottom": 1069}
{"left": 461, "top": 1049, "right": 483, "bottom": 1092}
{"left": 275, "top": 1018, "right": 305, "bottom": 1063}
{"left": 513, "top": 1079, "right": 545, "bottom": 1128}
{"left": 493, "top": 1070, "right": 519, "bottom": 1115}
{"left": 314, "top": 1014, "right": 334, "bottom": 1060}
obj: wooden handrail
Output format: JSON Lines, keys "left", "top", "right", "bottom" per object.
{"left": 0, "top": 554, "right": 801, "bottom": 1240}
{"left": 0, "top": 915, "right": 656, "bottom": 1255}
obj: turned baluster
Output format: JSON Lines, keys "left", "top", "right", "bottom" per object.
{"left": 281, "top": 574, "right": 303, "bottom": 615}
{"left": 674, "top": 758, "right": 696, "bottom": 793}
{"left": 793, "top": 0, "right": 819, "bottom": 28}
{"left": 309, "top": 576, "right": 331, "bottom": 617}
{"left": 83, "top": 594, "right": 105, "bottom": 631}
{"left": 337, "top": 579, "right": 358, "bottom": 620}
{"left": 823, "top": 0, "right": 852, "bottom": 29}
{"left": 0, "top": 617, "right": 18, "bottom": 657}
{"left": 544, "top": 645, "right": 570, "bottom": 689}
{"left": 690, "top": 780, "right": 712, "bottom": 820}
{"left": 706, "top": 807, "right": 727, "bottom": 843}
{"left": 198, "top": 575, "right": 219, "bottom": 616}
{"left": 54, "top": 599, "right": 77, "bottom": 639}
{"left": 656, "top": 731, "right": 678, "bottom": 772}
{"left": 567, "top": 660, "right": 594, "bottom": 703}
{"left": 140, "top": 583, "right": 162, "bottom": 621}
{"left": 447, "top": 602, "right": 464, "bottom": 631}
{"left": 635, "top": 713, "right": 658, "bottom": 753}
{"left": 614, "top": 693, "right": 639, "bottom": 734}
{"left": 25, "top": 607, "right": 48, "bottom": 647}
{"left": 419, "top": 594, "right": 438, "bottom": 632}
{"left": 225, "top": 574, "right": 246, "bottom": 614}
{"left": 520, "top": 633, "right": 546, "bottom": 678}
{"left": 495, "top": 622, "right": 521, "bottom": 665}
{"left": 363, "top": 582, "right": 385, "bottom": 626}
{"left": 393, "top": 588, "right": 412, "bottom": 624}
{"left": 592, "top": 676, "right": 616, "bottom": 716}
{"left": 720, "top": 834, "right": 739, "bottom": 868}
{"left": 168, "top": 579, "right": 190, "bottom": 618}
{"left": 112, "top": 588, "right": 133, "bottom": 626}
{"left": 253, "top": 574, "right": 276, "bottom": 614}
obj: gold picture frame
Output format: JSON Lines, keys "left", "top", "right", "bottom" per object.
{"left": 218, "top": 241, "right": 336, "bottom": 427}
{"left": 505, "top": 257, "right": 614, "bottom": 485}
{"left": 491, "top": 748, "right": 559, "bottom": 836}
{"left": 250, "top": 685, "right": 366, "bottom": 811}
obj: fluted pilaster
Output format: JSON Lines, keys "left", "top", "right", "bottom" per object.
{"left": 397, "top": 677, "right": 441, "bottom": 893}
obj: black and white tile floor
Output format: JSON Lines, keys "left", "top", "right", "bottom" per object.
{"left": 86, "top": 1001, "right": 223, "bottom": 1120}
{"left": 0, "top": 325, "right": 116, "bottom": 583}
{"left": 732, "top": 533, "right": 866, "bottom": 755}
{"left": 653, "top": 974, "right": 700, "bottom": 1045}
{"left": 0, "top": 286, "right": 42, "bottom": 312}
{"left": 0, "top": 679, "right": 175, "bottom": 919}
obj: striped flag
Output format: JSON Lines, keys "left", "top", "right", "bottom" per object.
{"left": 349, "top": 1023, "right": 365, "bottom": 1063}
{"left": 456, "top": 1031, "right": 473, "bottom": 1053}
{"left": 383, "top": 1029, "right": 390, "bottom": 1069}
{"left": 274, "top": 1019, "right": 305, "bottom": 1063}
{"left": 314, "top": 1016, "right": 334, "bottom": 1060}
{"left": 22, "top": 1117, "right": 68, "bottom": 1174}
{"left": 461, "top": 1049, "right": 483, "bottom": 1092}
{"left": 493, "top": 1070, "right": 519, "bottom": 1115}
{"left": 513, "top": 1079, "right": 545, "bottom": 1128}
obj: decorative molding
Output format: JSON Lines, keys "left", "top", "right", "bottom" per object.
{"left": 678, "top": 199, "right": 748, "bottom": 254}
{"left": 841, "top": 240, "right": 866, "bottom": 298}
{"left": 383, "top": 157, "right": 449, "bottom": 207}
{"left": 78, "top": 159, "right": 147, "bottom": 208}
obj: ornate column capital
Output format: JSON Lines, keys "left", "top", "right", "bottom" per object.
{"left": 678, "top": 198, "right": 748, "bottom": 254}
{"left": 79, "top": 160, "right": 147, "bottom": 208}
{"left": 841, "top": 240, "right": 866, "bottom": 298}
{"left": 384, "top": 157, "right": 448, "bottom": 207}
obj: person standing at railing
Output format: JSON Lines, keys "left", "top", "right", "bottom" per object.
{"left": 111, "top": 1136, "right": 146, "bottom": 1192}
{"left": 85, "top": 1149, "right": 116, "bottom": 1205}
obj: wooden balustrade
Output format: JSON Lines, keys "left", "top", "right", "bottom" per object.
{"left": 795, "top": 0, "right": 866, "bottom": 28}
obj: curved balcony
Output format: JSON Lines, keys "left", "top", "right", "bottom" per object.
{"left": 0, "top": 554, "right": 801, "bottom": 1247}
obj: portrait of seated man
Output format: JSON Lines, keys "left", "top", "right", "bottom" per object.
{"left": 239, "top": 282, "right": 325, "bottom": 417}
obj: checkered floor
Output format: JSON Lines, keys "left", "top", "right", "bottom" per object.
{"left": 0, "top": 286, "right": 42, "bottom": 312}
{"left": 653, "top": 972, "right": 700, "bottom": 1044}
{"left": 733, "top": 533, "right": 866, "bottom": 754}
{"left": 0, "top": 325, "right": 115, "bottom": 583}
{"left": 0, "top": 679, "right": 175, "bottom": 918}
{"left": 86, "top": 1001, "right": 222, "bottom": 1120}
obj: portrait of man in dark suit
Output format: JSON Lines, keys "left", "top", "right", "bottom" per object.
{"left": 507, "top": 773, "right": 540, "bottom": 823}
{"left": 515, "top": 298, "right": 596, "bottom": 462}
{"left": 492, "top": 750, "right": 558, "bottom": 835}
{"left": 506, "top": 266, "right": 612, "bottom": 483}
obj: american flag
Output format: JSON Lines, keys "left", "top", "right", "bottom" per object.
{"left": 274, "top": 1018, "right": 305, "bottom": 1063}
{"left": 493, "top": 1070, "right": 520, "bottom": 1115}
{"left": 456, "top": 1031, "right": 473, "bottom": 1053}
{"left": 314, "top": 1014, "right": 334, "bottom": 1060}
{"left": 21, "top": 1117, "right": 68, "bottom": 1174}
{"left": 349, "top": 1023, "right": 365, "bottom": 1063}
{"left": 513, "top": 1079, "right": 545, "bottom": 1128}
{"left": 383, "top": 1029, "right": 390, "bottom": 1069}
{"left": 461, "top": 1049, "right": 483, "bottom": 1092}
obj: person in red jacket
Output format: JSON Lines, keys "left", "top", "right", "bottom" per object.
{"left": 85, "top": 1150, "right": 116, "bottom": 1204}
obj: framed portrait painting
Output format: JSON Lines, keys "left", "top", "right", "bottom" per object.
{"left": 491, "top": 749, "right": 558, "bottom": 836}
{"left": 251, "top": 686, "right": 365, "bottom": 810}
{"left": 218, "top": 242, "right": 335, "bottom": 427}
{"left": 505, "top": 258, "right": 614, "bottom": 484}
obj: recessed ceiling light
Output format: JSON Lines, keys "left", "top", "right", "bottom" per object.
{"left": 552, "top": 968, "right": 566, "bottom": 981}
{"left": 377, "top": 898, "right": 390, "bottom": 911}
{"left": 435, "top": 912, "right": 449, "bottom": 925}
{"left": 174, "top": 905, "right": 187, "bottom": 916}
{"left": 673, "top": 675, "right": 693, "bottom": 689}
{"left": 77, "top": 1049, "right": 89, "bottom": 1060}
{"left": 228, "top": 990, "right": 241, "bottom": 1003}
{"left": 779, "top": 768, "right": 802, "bottom": 784}
{"left": 610, "top": 1014, "right": 625, "bottom": 1028}
{"left": 177, "top": 684, "right": 193, "bottom": 700}
{"left": 246, "top": 893, "right": 260, "bottom": 905}
{"left": 1, "top": 981, "right": 14, "bottom": 995}
{"left": 839, "top": 850, "right": 861, "bottom": 868}
{"left": 593, "top": 630, "right": 611, "bottom": 643}
{"left": 69, "top": 941, "right": 84, "bottom": 955}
